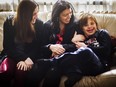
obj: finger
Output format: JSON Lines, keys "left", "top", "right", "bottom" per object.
{"left": 21, "top": 64, "right": 26, "bottom": 71}
{"left": 24, "top": 64, "right": 28, "bottom": 71}
{"left": 75, "top": 44, "right": 79, "bottom": 48}
{"left": 20, "top": 65, "right": 23, "bottom": 70}
{"left": 17, "top": 63, "right": 21, "bottom": 70}
{"left": 17, "top": 62, "right": 20, "bottom": 68}
{"left": 23, "top": 66, "right": 26, "bottom": 71}
{"left": 58, "top": 47, "right": 65, "bottom": 52}
{"left": 26, "top": 65, "right": 30, "bottom": 71}
{"left": 56, "top": 51, "right": 64, "bottom": 55}
{"left": 74, "top": 31, "right": 77, "bottom": 36}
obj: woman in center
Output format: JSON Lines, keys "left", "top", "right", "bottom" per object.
{"left": 42, "top": 0, "right": 78, "bottom": 87}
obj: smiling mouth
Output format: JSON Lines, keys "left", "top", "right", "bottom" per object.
{"left": 87, "top": 29, "right": 94, "bottom": 33}
{"left": 65, "top": 20, "right": 70, "bottom": 23}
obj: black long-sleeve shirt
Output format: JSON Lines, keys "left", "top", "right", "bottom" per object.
{"left": 85, "top": 29, "right": 112, "bottom": 65}
{"left": 42, "top": 20, "right": 79, "bottom": 58}
{"left": 3, "top": 15, "right": 44, "bottom": 63}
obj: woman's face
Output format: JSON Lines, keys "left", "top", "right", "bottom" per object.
{"left": 31, "top": 6, "right": 39, "bottom": 24}
{"left": 82, "top": 18, "right": 97, "bottom": 37}
{"left": 59, "top": 8, "right": 72, "bottom": 25}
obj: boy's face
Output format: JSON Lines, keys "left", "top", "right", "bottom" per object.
{"left": 82, "top": 18, "right": 97, "bottom": 37}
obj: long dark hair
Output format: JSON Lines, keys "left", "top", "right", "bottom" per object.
{"left": 51, "top": 0, "right": 75, "bottom": 34}
{"left": 14, "top": 0, "right": 39, "bottom": 43}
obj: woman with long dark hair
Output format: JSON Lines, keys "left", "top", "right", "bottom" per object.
{"left": 3, "top": 0, "right": 43, "bottom": 87}
{"left": 41, "top": 0, "right": 79, "bottom": 87}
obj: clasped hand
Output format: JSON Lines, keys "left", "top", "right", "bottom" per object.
{"left": 50, "top": 44, "right": 65, "bottom": 57}
{"left": 17, "top": 58, "right": 34, "bottom": 71}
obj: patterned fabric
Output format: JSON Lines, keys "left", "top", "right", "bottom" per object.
{"left": 85, "top": 38, "right": 100, "bottom": 47}
{"left": 56, "top": 34, "right": 63, "bottom": 44}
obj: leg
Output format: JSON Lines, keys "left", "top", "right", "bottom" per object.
{"left": 25, "top": 59, "right": 52, "bottom": 87}
{"left": 42, "top": 67, "right": 62, "bottom": 87}
{"left": 13, "top": 69, "right": 27, "bottom": 87}
{"left": 59, "top": 47, "right": 103, "bottom": 87}
{"left": 63, "top": 66, "right": 82, "bottom": 87}
{"left": 60, "top": 47, "right": 103, "bottom": 75}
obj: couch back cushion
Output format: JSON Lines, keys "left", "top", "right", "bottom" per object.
{"left": 0, "top": 12, "right": 116, "bottom": 52}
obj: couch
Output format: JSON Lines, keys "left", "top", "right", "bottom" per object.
{"left": 0, "top": 11, "right": 116, "bottom": 87}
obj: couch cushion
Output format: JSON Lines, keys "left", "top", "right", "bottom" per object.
{"left": 59, "top": 69, "right": 116, "bottom": 87}
{"left": 0, "top": 27, "right": 3, "bottom": 51}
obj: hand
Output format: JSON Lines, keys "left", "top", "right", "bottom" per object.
{"left": 75, "top": 42, "right": 87, "bottom": 48}
{"left": 51, "top": 52, "right": 59, "bottom": 57}
{"left": 72, "top": 31, "right": 78, "bottom": 44}
{"left": 25, "top": 58, "right": 34, "bottom": 70}
{"left": 50, "top": 44, "right": 65, "bottom": 55}
{"left": 72, "top": 32, "right": 85, "bottom": 44}
{"left": 17, "top": 61, "right": 28, "bottom": 71}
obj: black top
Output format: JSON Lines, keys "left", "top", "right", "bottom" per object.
{"left": 3, "top": 15, "right": 44, "bottom": 63}
{"left": 84, "top": 29, "right": 112, "bottom": 66}
{"left": 42, "top": 20, "right": 79, "bottom": 58}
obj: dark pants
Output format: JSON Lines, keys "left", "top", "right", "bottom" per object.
{"left": 60, "top": 47, "right": 103, "bottom": 75}
{"left": 13, "top": 69, "right": 27, "bottom": 87}
{"left": 24, "top": 60, "right": 52, "bottom": 87}
{"left": 42, "top": 47, "right": 104, "bottom": 87}
{"left": 42, "top": 67, "right": 62, "bottom": 87}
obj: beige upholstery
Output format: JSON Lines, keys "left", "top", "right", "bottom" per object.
{"left": 1, "top": 12, "right": 116, "bottom": 52}
{"left": 0, "top": 11, "right": 116, "bottom": 87}
{"left": 59, "top": 69, "right": 116, "bottom": 87}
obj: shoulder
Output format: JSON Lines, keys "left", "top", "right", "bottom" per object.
{"left": 6, "top": 15, "right": 14, "bottom": 21}
{"left": 35, "top": 18, "right": 43, "bottom": 25}
{"left": 96, "top": 29, "right": 111, "bottom": 41}
{"left": 34, "top": 18, "right": 44, "bottom": 30}
{"left": 3, "top": 15, "right": 14, "bottom": 32}
{"left": 98, "top": 29, "right": 110, "bottom": 36}
{"left": 4, "top": 15, "right": 14, "bottom": 26}
{"left": 43, "top": 20, "right": 52, "bottom": 30}
{"left": 44, "top": 20, "right": 51, "bottom": 26}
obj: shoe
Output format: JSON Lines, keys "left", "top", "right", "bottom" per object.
{"left": 64, "top": 74, "right": 82, "bottom": 87}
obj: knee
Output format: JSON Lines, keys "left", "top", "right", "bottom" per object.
{"left": 79, "top": 47, "right": 93, "bottom": 54}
